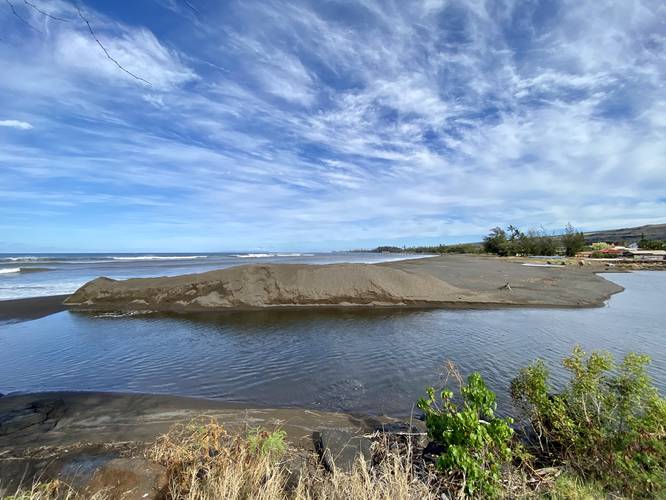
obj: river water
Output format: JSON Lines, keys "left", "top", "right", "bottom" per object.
{"left": 0, "top": 271, "right": 663, "bottom": 417}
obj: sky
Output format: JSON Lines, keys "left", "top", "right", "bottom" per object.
{"left": 0, "top": 0, "right": 664, "bottom": 252}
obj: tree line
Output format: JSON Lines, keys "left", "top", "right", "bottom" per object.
{"left": 483, "top": 223, "right": 585, "bottom": 257}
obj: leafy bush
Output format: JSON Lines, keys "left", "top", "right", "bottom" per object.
{"left": 510, "top": 346, "right": 666, "bottom": 497}
{"left": 418, "top": 367, "right": 514, "bottom": 497}
{"left": 247, "top": 428, "right": 287, "bottom": 458}
{"left": 638, "top": 239, "right": 665, "bottom": 250}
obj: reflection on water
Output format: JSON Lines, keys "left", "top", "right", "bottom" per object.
{"left": 0, "top": 272, "right": 664, "bottom": 417}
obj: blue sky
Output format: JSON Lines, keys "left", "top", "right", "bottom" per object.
{"left": 0, "top": 0, "right": 664, "bottom": 252}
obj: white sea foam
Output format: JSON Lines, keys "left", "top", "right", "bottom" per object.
{"left": 94, "top": 311, "right": 148, "bottom": 318}
{"left": 1, "top": 257, "right": 46, "bottom": 262}
{"left": 0, "top": 267, "right": 21, "bottom": 274}
{"left": 0, "top": 280, "right": 84, "bottom": 300}
{"left": 276, "top": 253, "right": 315, "bottom": 257}
{"left": 235, "top": 253, "right": 275, "bottom": 258}
{"left": 110, "top": 256, "right": 208, "bottom": 261}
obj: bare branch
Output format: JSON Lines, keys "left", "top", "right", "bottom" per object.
{"left": 5, "top": 0, "right": 41, "bottom": 32}
{"left": 75, "top": 5, "right": 152, "bottom": 86}
{"left": 23, "top": 0, "right": 68, "bottom": 22}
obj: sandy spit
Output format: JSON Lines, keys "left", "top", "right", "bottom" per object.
{"left": 62, "top": 255, "right": 626, "bottom": 313}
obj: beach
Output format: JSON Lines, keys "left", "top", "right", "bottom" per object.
{"left": 0, "top": 294, "right": 68, "bottom": 324}
{"left": 63, "top": 254, "right": 625, "bottom": 313}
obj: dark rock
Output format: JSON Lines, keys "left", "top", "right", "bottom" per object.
{"left": 0, "top": 399, "right": 64, "bottom": 436}
{"left": 422, "top": 441, "right": 447, "bottom": 463}
{"left": 313, "top": 429, "right": 371, "bottom": 473}
{"left": 373, "top": 422, "right": 428, "bottom": 453}
{"left": 374, "top": 422, "right": 420, "bottom": 434}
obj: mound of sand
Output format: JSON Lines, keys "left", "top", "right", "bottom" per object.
{"left": 64, "top": 263, "right": 475, "bottom": 312}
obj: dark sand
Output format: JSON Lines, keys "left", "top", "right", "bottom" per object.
{"left": 64, "top": 254, "right": 625, "bottom": 313}
{"left": 0, "top": 256, "right": 627, "bottom": 324}
{"left": 383, "top": 254, "right": 625, "bottom": 308}
{"left": 0, "top": 391, "right": 389, "bottom": 451}
{"left": 0, "top": 294, "right": 68, "bottom": 324}
{"left": 0, "top": 391, "right": 396, "bottom": 491}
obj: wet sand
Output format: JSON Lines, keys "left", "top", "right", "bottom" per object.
{"left": 0, "top": 294, "right": 68, "bottom": 324}
{"left": 0, "top": 391, "right": 396, "bottom": 491}
{"left": 0, "top": 391, "right": 389, "bottom": 451}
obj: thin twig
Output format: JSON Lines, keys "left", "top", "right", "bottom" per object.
{"left": 5, "top": 0, "right": 41, "bottom": 32}
{"left": 23, "top": 0, "right": 67, "bottom": 21}
{"left": 76, "top": 4, "right": 152, "bottom": 86}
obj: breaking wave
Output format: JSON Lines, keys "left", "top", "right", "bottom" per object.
{"left": 0, "top": 267, "right": 52, "bottom": 275}
{"left": 110, "top": 256, "right": 208, "bottom": 261}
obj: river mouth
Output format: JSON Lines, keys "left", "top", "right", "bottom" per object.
{"left": 0, "top": 272, "right": 664, "bottom": 418}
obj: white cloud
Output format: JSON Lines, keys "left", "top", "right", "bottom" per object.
{"left": 0, "top": 119, "right": 33, "bottom": 130}
{"left": 54, "top": 27, "right": 197, "bottom": 90}
{"left": 0, "top": 0, "right": 663, "bottom": 251}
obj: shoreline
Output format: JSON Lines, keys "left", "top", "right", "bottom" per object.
{"left": 62, "top": 254, "right": 629, "bottom": 313}
{"left": 0, "top": 294, "right": 68, "bottom": 324}
{"left": 0, "top": 255, "right": 648, "bottom": 323}
{"left": 0, "top": 390, "right": 398, "bottom": 491}
{"left": 0, "top": 390, "right": 392, "bottom": 450}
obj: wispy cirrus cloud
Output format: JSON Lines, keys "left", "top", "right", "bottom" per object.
{"left": 0, "top": 0, "right": 663, "bottom": 251}
{"left": 0, "top": 119, "right": 33, "bottom": 130}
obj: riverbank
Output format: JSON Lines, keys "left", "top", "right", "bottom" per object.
{"left": 2, "top": 254, "right": 658, "bottom": 323}
{"left": 0, "top": 391, "right": 396, "bottom": 495}
{"left": 0, "top": 294, "right": 68, "bottom": 324}
{"left": 62, "top": 254, "right": 626, "bottom": 313}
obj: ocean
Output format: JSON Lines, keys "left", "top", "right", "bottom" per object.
{"left": 0, "top": 252, "right": 428, "bottom": 300}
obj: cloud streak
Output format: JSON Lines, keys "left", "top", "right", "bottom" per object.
{"left": 0, "top": 119, "right": 33, "bottom": 129}
{"left": 0, "top": 0, "right": 664, "bottom": 251}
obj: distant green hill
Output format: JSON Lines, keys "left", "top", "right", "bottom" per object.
{"left": 584, "top": 223, "right": 666, "bottom": 243}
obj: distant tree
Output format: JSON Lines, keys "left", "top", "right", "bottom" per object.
{"left": 483, "top": 227, "right": 509, "bottom": 255}
{"left": 638, "top": 239, "right": 665, "bottom": 250}
{"left": 561, "top": 223, "right": 585, "bottom": 257}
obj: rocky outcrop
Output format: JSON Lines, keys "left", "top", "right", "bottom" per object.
{"left": 64, "top": 263, "right": 478, "bottom": 312}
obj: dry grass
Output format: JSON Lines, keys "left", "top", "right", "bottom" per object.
{"left": 149, "top": 418, "right": 287, "bottom": 499}
{"left": 294, "top": 453, "right": 438, "bottom": 500}
{"left": 0, "top": 480, "right": 107, "bottom": 500}
{"left": 148, "top": 418, "right": 439, "bottom": 500}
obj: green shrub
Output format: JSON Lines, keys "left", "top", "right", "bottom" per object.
{"left": 510, "top": 346, "right": 666, "bottom": 498}
{"left": 418, "top": 369, "right": 514, "bottom": 497}
{"left": 247, "top": 428, "right": 287, "bottom": 458}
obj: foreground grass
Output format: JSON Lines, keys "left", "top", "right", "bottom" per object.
{"left": 0, "top": 421, "right": 633, "bottom": 500}
{"left": 149, "top": 419, "right": 439, "bottom": 500}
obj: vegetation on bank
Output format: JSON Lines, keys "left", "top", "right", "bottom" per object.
{"left": 638, "top": 238, "right": 666, "bottom": 250}
{"left": 483, "top": 223, "right": 585, "bottom": 257}
{"left": 370, "top": 225, "right": 666, "bottom": 258}
{"left": 370, "top": 243, "right": 483, "bottom": 254}
{"left": 5, "top": 346, "right": 663, "bottom": 499}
